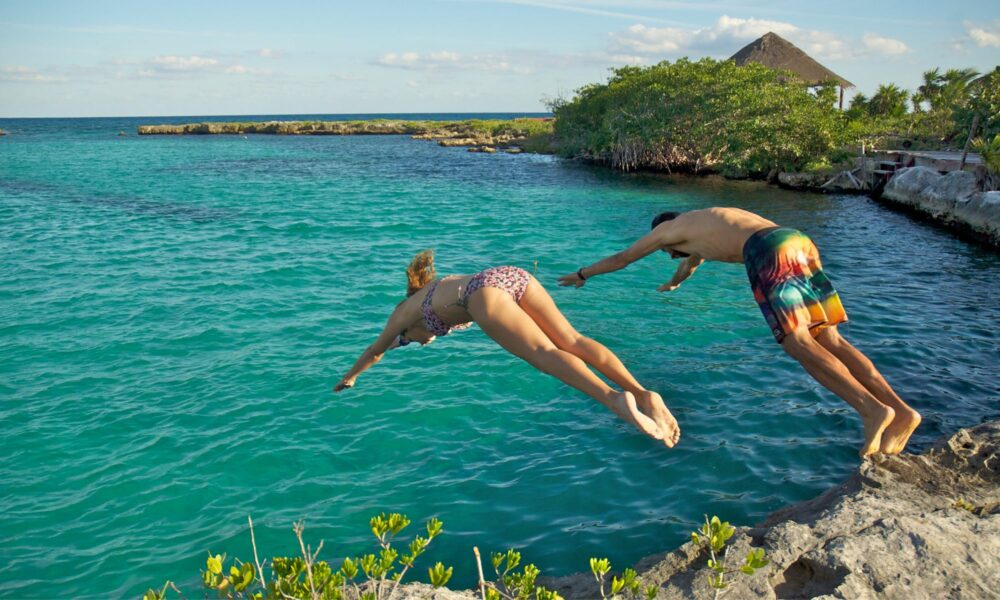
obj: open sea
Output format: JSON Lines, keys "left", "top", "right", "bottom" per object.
{"left": 1, "top": 114, "right": 998, "bottom": 598}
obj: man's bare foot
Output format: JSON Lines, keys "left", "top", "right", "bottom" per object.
{"left": 611, "top": 391, "right": 663, "bottom": 441}
{"left": 636, "top": 390, "right": 681, "bottom": 448}
{"left": 859, "top": 403, "right": 895, "bottom": 457}
{"left": 879, "top": 406, "right": 922, "bottom": 455}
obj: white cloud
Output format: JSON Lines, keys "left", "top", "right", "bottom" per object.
{"left": 151, "top": 55, "right": 219, "bottom": 71}
{"left": 861, "top": 33, "right": 909, "bottom": 55}
{"left": 610, "top": 15, "right": 849, "bottom": 60}
{"left": 127, "top": 54, "right": 275, "bottom": 79}
{"left": 607, "top": 15, "right": 935, "bottom": 61}
{"left": 0, "top": 65, "right": 66, "bottom": 83}
{"left": 257, "top": 48, "right": 285, "bottom": 58}
{"left": 608, "top": 54, "right": 649, "bottom": 65}
{"left": 967, "top": 20, "right": 1000, "bottom": 47}
{"left": 376, "top": 51, "right": 525, "bottom": 73}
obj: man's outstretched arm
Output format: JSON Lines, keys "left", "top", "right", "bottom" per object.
{"left": 558, "top": 226, "right": 674, "bottom": 287}
{"left": 657, "top": 256, "right": 704, "bottom": 292}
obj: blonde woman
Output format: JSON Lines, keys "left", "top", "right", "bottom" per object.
{"left": 336, "top": 250, "right": 681, "bottom": 447}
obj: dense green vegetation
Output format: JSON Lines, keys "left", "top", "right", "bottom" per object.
{"left": 550, "top": 58, "right": 1000, "bottom": 177}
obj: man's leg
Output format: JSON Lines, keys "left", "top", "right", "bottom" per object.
{"left": 780, "top": 328, "right": 895, "bottom": 457}
{"left": 816, "top": 326, "right": 921, "bottom": 454}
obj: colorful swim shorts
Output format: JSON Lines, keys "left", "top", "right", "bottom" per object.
{"left": 743, "top": 227, "right": 847, "bottom": 343}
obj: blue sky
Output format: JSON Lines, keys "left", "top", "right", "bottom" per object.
{"left": 1, "top": 0, "right": 998, "bottom": 117}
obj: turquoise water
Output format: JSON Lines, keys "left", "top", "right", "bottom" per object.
{"left": 1, "top": 116, "right": 998, "bottom": 598}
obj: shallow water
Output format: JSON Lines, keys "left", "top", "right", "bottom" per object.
{"left": 1, "top": 116, "right": 998, "bottom": 598}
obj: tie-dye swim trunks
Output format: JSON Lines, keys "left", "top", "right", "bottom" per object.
{"left": 743, "top": 227, "right": 847, "bottom": 343}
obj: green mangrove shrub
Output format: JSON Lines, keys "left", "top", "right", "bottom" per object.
{"left": 144, "top": 513, "right": 451, "bottom": 600}
{"left": 482, "top": 548, "right": 562, "bottom": 600}
{"left": 690, "top": 515, "right": 768, "bottom": 599}
{"left": 550, "top": 57, "right": 843, "bottom": 175}
{"left": 588, "top": 557, "right": 658, "bottom": 600}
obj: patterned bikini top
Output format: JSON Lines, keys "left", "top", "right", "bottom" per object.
{"left": 421, "top": 279, "right": 473, "bottom": 337}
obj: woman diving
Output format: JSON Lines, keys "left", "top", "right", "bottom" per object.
{"left": 335, "top": 250, "right": 681, "bottom": 447}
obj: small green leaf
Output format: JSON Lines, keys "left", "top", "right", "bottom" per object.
{"left": 206, "top": 554, "right": 223, "bottom": 575}
{"left": 428, "top": 562, "right": 453, "bottom": 587}
{"left": 611, "top": 576, "right": 625, "bottom": 595}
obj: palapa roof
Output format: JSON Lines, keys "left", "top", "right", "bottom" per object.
{"left": 730, "top": 32, "right": 854, "bottom": 88}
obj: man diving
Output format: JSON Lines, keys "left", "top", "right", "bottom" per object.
{"left": 558, "top": 207, "right": 921, "bottom": 457}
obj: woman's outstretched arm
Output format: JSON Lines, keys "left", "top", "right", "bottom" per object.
{"left": 335, "top": 303, "right": 413, "bottom": 392}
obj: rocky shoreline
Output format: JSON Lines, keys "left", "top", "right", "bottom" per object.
{"left": 880, "top": 166, "right": 1000, "bottom": 247}
{"left": 136, "top": 119, "right": 553, "bottom": 154}
{"left": 774, "top": 162, "right": 1000, "bottom": 249}
{"left": 392, "top": 421, "right": 1000, "bottom": 599}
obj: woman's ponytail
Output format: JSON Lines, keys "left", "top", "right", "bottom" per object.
{"left": 406, "top": 249, "right": 436, "bottom": 296}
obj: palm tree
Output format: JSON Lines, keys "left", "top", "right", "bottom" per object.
{"left": 867, "top": 84, "right": 909, "bottom": 117}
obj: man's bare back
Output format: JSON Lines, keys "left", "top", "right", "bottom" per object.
{"left": 658, "top": 207, "right": 777, "bottom": 263}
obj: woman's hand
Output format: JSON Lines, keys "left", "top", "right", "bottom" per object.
{"left": 334, "top": 377, "right": 355, "bottom": 392}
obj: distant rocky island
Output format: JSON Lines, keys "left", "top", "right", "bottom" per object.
{"left": 137, "top": 118, "right": 555, "bottom": 154}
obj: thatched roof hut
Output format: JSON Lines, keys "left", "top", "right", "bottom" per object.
{"left": 731, "top": 32, "right": 854, "bottom": 88}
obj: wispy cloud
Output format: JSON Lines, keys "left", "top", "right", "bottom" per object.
{"left": 126, "top": 54, "right": 275, "bottom": 79}
{"left": 257, "top": 48, "right": 285, "bottom": 59}
{"left": 0, "top": 65, "right": 67, "bottom": 83}
{"left": 376, "top": 51, "right": 531, "bottom": 73}
{"left": 862, "top": 33, "right": 909, "bottom": 55}
{"left": 966, "top": 20, "right": 1000, "bottom": 48}
{"left": 469, "top": 0, "right": 701, "bottom": 26}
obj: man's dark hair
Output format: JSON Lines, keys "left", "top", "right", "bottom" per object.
{"left": 651, "top": 211, "right": 682, "bottom": 230}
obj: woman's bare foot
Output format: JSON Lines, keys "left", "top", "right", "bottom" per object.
{"left": 879, "top": 407, "right": 922, "bottom": 455}
{"left": 636, "top": 390, "right": 681, "bottom": 448}
{"left": 610, "top": 391, "right": 663, "bottom": 441}
{"left": 859, "top": 403, "right": 895, "bottom": 457}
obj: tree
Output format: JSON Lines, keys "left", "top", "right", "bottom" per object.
{"left": 866, "top": 84, "right": 909, "bottom": 118}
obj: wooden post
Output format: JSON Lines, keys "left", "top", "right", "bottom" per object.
{"left": 839, "top": 86, "right": 845, "bottom": 110}
{"left": 959, "top": 114, "right": 980, "bottom": 171}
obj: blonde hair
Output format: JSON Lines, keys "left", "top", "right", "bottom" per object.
{"left": 406, "top": 249, "right": 436, "bottom": 296}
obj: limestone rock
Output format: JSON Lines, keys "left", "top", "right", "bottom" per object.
{"left": 544, "top": 421, "right": 1000, "bottom": 599}
{"left": 777, "top": 171, "right": 827, "bottom": 190}
{"left": 882, "top": 167, "right": 1000, "bottom": 246}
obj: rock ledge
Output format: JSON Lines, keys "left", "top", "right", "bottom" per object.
{"left": 394, "top": 421, "right": 1000, "bottom": 599}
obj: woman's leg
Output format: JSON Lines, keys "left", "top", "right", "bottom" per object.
{"left": 467, "top": 286, "right": 662, "bottom": 441}
{"left": 516, "top": 278, "right": 679, "bottom": 447}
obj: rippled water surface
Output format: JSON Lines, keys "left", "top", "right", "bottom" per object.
{"left": 1, "top": 116, "right": 998, "bottom": 598}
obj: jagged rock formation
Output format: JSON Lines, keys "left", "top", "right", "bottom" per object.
{"left": 882, "top": 166, "right": 1000, "bottom": 247}
{"left": 393, "top": 421, "right": 1000, "bottom": 599}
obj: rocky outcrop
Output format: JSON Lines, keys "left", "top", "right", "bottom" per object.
{"left": 882, "top": 166, "right": 1000, "bottom": 246}
{"left": 777, "top": 171, "right": 828, "bottom": 190}
{"left": 391, "top": 422, "right": 1000, "bottom": 599}
{"left": 135, "top": 119, "right": 553, "bottom": 153}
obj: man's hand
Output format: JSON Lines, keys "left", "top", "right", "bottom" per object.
{"left": 557, "top": 272, "right": 586, "bottom": 288}
{"left": 334, "top": 377, "right": 355, "bottom": 392}
{"left": 657, "top": 282, "right": 680, "bottom": 292}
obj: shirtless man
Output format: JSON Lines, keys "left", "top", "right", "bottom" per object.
{"left": 558, "top": 207, "right": 921, "bottom": 457}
